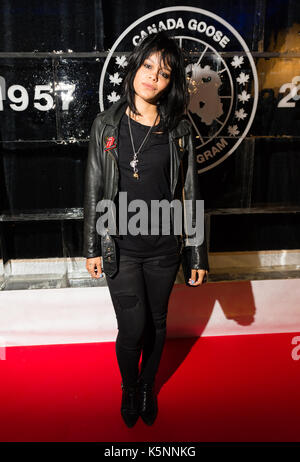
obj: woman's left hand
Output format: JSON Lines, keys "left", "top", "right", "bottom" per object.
{"left": 188, "top": 269, "right": 208, "bottom": 286}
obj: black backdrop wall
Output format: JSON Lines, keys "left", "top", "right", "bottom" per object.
{"left": 0, "top": 0, "right": 299, "bottom": 262}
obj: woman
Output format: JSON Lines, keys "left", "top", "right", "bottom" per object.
{"left": 83, "top": 31, "right": 209, "bottom": 428}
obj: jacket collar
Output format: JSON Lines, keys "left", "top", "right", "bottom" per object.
{"left": 99, "top": 94, "right": 190, "bottom": 139}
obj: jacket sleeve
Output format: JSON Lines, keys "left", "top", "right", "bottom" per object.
{"left": 182, "top": 122, "right": 210, "bottom": 272}
{"left": 83, "top": 117, "right": 104, "bottom": 259}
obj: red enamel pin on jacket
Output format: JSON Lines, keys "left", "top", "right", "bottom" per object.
{"left": 104, "top": 136, "right": 117, "bottom": 151}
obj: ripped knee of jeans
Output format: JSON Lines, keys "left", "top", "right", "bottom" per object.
{"left": 115, "top": 293, "right": 139, "bottom": 310}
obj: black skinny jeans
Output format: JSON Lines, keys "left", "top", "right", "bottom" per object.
{"left": 106, "top": 251, "right": 181, "bottom": 387}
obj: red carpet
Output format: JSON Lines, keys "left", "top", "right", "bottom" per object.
{"left": 0, "top": 332, "right": 300, "bottom": 442}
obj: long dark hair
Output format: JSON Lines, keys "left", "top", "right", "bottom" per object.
{"left": 123, "top": 31, "right": 189, "bottom": 131}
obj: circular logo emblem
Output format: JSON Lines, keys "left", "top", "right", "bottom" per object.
{"left": 99, "top": 6, "right": 258, "bottom": 173}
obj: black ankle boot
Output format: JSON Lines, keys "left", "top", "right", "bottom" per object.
{"left": 138, "top": 379, "right": 158, "bottom": 426}
{"left": 120, "top": 383, "right": 139, "bottom": 428}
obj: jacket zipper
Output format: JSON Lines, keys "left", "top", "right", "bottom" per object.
{"left": 180, "top": 157, "right": 190, "bottom": 249}
{"left": 105, "top": 146, "right": 120, "bottom": 237}
{"left": 169, "top": 134, "right": 185, "bottom": 253}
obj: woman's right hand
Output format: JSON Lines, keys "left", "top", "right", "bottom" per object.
{"left": 86, "top": 257, "right": 103, "bottom": 278}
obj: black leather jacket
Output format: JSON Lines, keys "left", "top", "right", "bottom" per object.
{"left": 83, "top": 95, "right": 209, "bottom": 277}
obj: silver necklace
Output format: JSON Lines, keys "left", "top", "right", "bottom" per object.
{"left": 127, "top": 110, "right": 159, "bottom": 179}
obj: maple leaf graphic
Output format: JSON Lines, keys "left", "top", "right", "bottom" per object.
{"left": 107, "top": 91, "right": 120, "bottom": 103}
{"left": 228, "top": 125, "right": 240, "bottom": 136}
{"left": 238, "top": 90, "right": 251, "bottom": 104}
{"left": 109, "top": 72, "right": 122, "bottom": 86}
{"left": 236, "top": 72, "right": 250, "bottom": 86}
{"left": 231, "top": 56, "right": 244, "bottom": 68}
{"left": 235, "top": 108, "right": 248, "bottom": 121}
{"left": 115, "top": 55, "right": 128, "bottom": 68}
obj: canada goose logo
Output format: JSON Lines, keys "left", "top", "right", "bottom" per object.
{"left": 99, "top": 6, "right": 258, "bottom": 173}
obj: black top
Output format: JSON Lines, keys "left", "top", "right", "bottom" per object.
{"left": 114, "top": 112, "right": 178, "bottom": 257}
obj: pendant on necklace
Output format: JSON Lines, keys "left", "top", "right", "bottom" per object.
{"left": 133, "top": 172, "right": 139, "bottom": 179}
{"left": 130, "top": 159, "right": 138, "bottom": 168}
